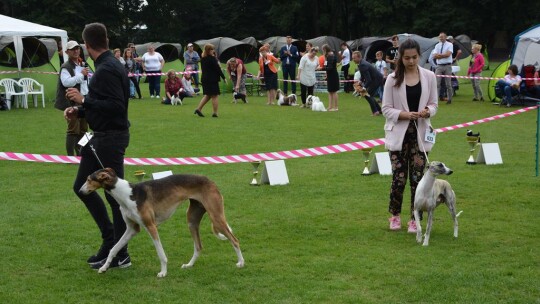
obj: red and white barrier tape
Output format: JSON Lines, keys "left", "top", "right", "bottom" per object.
{"left": 1, "top": 106, "right": 537, "bottom": 165}
{"left": 2, "top": 68, "right": 539, "bottom": 82}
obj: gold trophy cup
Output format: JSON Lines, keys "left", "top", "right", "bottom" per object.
{"left": 466, "top": 136, "right": 480, "bottom": 164}
{"left": 250, "top": 161, "right": 261, "bottom": 185}
{"left": 361, "top": 148, "right": 373, "bottom": 175}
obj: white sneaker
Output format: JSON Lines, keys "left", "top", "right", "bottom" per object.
{"left": 150, "top": 95, "right": 155, "bottom": 98}
{"left": 156, "top": 95, "right": 160, "bottom": 98}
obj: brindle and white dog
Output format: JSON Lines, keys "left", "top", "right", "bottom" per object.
{"left": 79, "top": 168, "right": 244, "bottom": 277}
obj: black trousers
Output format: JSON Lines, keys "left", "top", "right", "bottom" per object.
{"left": 341, "top": 64, "right": 351, "bottom": 92}
{"left": 72, "top": 131, "right": 130, "bottom": 254}
{"left": 129, "top": 76, "right": 142, "bottom": 98}
{"left": 300, "top": 83, "right": 314, "bottom": 104}
{"left": 365, "top": 86, "right": 382, "bottom": 114}
{"left": 282, "top": 64, "right": 297, "bottom": 94}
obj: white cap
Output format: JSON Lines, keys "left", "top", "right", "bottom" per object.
{"left": 66, "top": 41, "right": 80, "bottom": 50}
{"left": 187, "top": 43, "right": 193, "bottom": 47}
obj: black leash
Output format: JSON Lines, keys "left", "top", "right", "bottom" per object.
{"left": 84, "top": 133, "right": 105, "bottom": 169}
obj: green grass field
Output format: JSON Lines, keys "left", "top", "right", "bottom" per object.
{"left": 1, "top": 69, "right": 539, "bottom": 303}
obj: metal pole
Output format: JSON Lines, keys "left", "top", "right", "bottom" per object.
{"left": 536, "top": 102, "right": 540, "bottom": 176}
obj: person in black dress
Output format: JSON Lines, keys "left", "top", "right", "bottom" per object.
{"left": 321, "top": 44, "right": 340, "bottom": 111}
{"left": 194, "top": 44, "right": 226, "bottom": 117}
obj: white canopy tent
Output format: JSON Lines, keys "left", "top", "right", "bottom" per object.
{"left": 0, "top": 14, "right": 68, "bottom": 70}
{"left": 511, "top": 24, "right": 540, "bottom": 69}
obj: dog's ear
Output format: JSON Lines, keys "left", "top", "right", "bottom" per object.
{"left": 97, "top": 171, "right": 111, "bottom": 182}
{"left": 104, "top": 167, "right": 115, "bottom": 175}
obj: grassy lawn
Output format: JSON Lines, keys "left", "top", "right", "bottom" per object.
{"left": 0, "top": 67, "right": 539, "bottom": 303}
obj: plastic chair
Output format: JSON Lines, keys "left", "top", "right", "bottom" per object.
{"left": 0, "top": 78, "right": 27, "bottom": 109}
{"left": 18, "top": 78, "right": 45, "bottom": 108}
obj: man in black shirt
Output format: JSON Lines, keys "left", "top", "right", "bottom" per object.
{"left": 65, "top": 23, "right": 131, "bottom": 270}
{"left": 385, "top": 35, "right": 399, "bottom": 72}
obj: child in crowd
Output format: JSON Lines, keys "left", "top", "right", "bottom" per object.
{"left": 181, "top": 67, "right": 200, "bottom": 97}
{"left": 374, "top": 51, "right": 388, "bottom": 101}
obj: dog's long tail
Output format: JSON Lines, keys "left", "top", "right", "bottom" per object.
{"left": 456, "top": 211, "right": 463, "bottom": 217}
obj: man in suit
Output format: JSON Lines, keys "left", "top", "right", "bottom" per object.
{"left": 352, "top": 51, "right": 383, "bottom": 116}
{"left": 279, "top": 36, "right": 299, "bottom": 95}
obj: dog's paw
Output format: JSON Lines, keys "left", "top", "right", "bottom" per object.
{"left": 422, "top": 241, "right": 429, "bottom": 246}
{"left": 157, "top": 271, "right": 167, "bottom": 278}
{"left": 181, "top": 263, "right": 193, "bottom": 269}
{"left": 236, "top": 261, "right": 245, "bottom": 268}
{"left": 98, "top": 266, "right": 108, "bottom": 274}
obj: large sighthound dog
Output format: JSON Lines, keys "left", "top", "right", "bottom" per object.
{"left": 276, "top": 89, "right": 298, "bottom": 106}
{"left": 79, "top": 168, "right": 244, "bottom": 278}
{"left": 413, "top": 161, "right": 462, "bottom": 246}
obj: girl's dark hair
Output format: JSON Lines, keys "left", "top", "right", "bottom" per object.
{"left": 322, "top": 44, "right": 332, "bottom": 55}
{"left": 508, "top": 64, "right": 518, "bottom": 75}
{"left": 393, "top": 39, "right": 421, "bottom": 87}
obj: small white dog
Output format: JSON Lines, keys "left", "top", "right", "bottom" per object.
{"left": 307, "top": 95, "right": 326, "bottom": 112}
{"left": 171, "top": 88, "right": 184, "bottom": 105}
{"left": 276, "top": 89, "right": 298, "bottom": 106}
{"left": 171, "top": 97, "right": 183, "bottom": 106}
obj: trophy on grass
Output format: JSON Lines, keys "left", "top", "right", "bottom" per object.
{"left": 361, "top": 148, "right": 373, "bottom": 175}
{"left": 134, "top": 170, "right": 146, "bottom": 182}
{"left": 250, "top": 161, "right": 261, "bottom": 186}
{"left": 466, "top": 130, "right": 481, "bottom": 165}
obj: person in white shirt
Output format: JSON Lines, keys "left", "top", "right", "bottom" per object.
{"left": 297, "top": 47, "right": 319, "bottom": 107}
{"left": 495, "top": 64, "right": 522, "bottom": 107}
{"left": 141, "top": 44, "right": 165, "bottom": 98}
{"left": 181, "top": 67, "right": 200, "bottom": 97}
{"left": 432, "top": 32, "right": 454, "bottom": 104}
{"left": 54, "top": 40, "right": 88, "bottom": 156}
{"left": 340, "top": 42, "right": 352, "bottom": 92}
{"left": 374, "top": 51, "right": 388, "bottom": 101}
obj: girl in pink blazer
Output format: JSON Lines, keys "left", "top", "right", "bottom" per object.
{"left": 382, "top": 39, "right": 439, "bottom": 233}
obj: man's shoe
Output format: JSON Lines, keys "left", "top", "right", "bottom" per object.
{"left": 90, "top": 254, "right": 131, "bottom": 270}
{"left": 87, "top": 242, "right": 113, "bottom": 264}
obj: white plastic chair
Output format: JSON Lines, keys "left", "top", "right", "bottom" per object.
{"left": 0, "top": 78, "right": 27, "bottom": 109}
{"left": 18, "top": 78, "right": 45, "bottom": 108}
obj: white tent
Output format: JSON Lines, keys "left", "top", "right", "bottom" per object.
{"left": 511, "top": 24, "right": 540, "bottom": 69}
{"left": 0, "top": 14, "right": 68, "bottom": 70}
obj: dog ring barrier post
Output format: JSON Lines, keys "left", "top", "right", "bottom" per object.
{"left": 536, "top": 102, "right": 540, "bottom": 177}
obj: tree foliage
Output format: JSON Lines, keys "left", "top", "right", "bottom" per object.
{"left": 2, "top": 0, "right": 540, "bottom": 51}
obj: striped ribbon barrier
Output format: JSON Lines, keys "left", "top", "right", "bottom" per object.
{"left": 2, "top": 68, "right": 539, "bottom": 82}
{"left": 1, "top": 105, "right": 537, "bottom": 165}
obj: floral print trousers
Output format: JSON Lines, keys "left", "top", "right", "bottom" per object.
{"left": 388, "top": 121, "right": 428, "bottom": 220}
